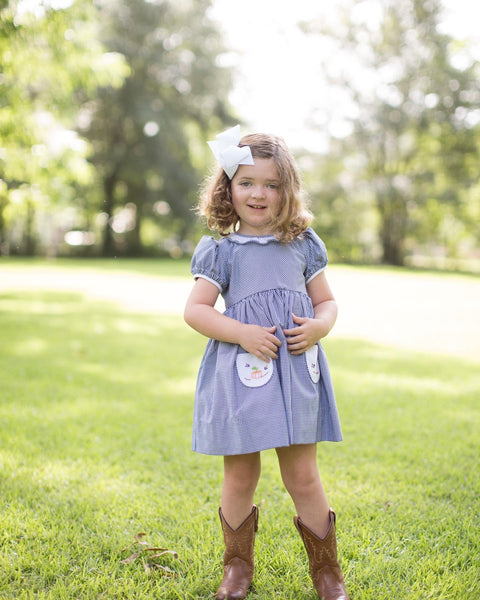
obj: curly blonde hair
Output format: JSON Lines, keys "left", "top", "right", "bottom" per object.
{"left": 197, "top": 132, "right": 313, "bottom": 243}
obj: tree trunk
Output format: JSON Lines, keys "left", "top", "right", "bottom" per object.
{"left": 23, "top": 199, "right": 36, "bottom": 256}
{"left": 378, "top": 189, "right": 408, "bottom": 266}
{"left": 129, "top": 196, "right": 142, "bottom": 256}
{"left": 102, "top": 173, "right": 116, "bottom": 256}
{"left": 0, "top": 198, "right": 6, "bottom": 254}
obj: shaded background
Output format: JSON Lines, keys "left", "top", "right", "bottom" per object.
{"left": 1, "top": 0, "right": 479, "bottom": 270}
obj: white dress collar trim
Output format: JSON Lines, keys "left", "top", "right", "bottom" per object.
{"left": 227, "top": 232, "right": 277, "bottom": 245}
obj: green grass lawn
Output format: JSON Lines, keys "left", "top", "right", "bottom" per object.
{"left": 0, "top": 256, "right": 192, "bottom": 278}
{"left": 0, "top": 283, "right": 479, "bottom": 598}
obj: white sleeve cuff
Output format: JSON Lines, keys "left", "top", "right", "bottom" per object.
{"left": 305, "top": 265, "right": 327, "bottom": 284}
{"left": 193, "top": 273, "right": 223, "bottom": 292}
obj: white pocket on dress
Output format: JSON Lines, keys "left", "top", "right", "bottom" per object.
{"left": 236, "top": 352, "right": 273, "bottom": 388}
{"left": 305, "top": 345, "right": 320, "bottom": 383}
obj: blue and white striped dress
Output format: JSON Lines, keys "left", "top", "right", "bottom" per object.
{"left": 190, "top": 227, "right": 343, "bottom": 456}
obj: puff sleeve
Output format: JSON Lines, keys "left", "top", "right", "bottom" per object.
{"left": 303, "top": 228, "right": 328, "bottom": 283}
{"left": 190, "top": 236, "right": 229, "bottom": 293}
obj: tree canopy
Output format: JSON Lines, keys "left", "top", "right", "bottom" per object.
{"left": 82, "top": 0, "right": 235, "bottom": 256}
{"left": 0, "top": 0, "right": 234, "bottom": 256}
{"left": 303, "top": 0, "right": 480, "bottom": 266}
{"left": 0, "top": 0, "right": 127, "bottom": 254}
{"left": 1, "top": 0, "right": 479, "bottom": 268}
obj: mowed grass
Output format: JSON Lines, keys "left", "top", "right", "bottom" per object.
{"left": 0, "top": 256, "right": 192, "bottom": 278}
{"left": 0, "top": 284, "right": 479, "bottom": 599}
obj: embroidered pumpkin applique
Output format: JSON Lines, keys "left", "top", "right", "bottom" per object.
{"left": 236, "top": 353, "right": 274, "bottom": 388}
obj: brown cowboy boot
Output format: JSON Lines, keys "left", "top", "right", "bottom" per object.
{"left": 216, "top": 505, "right": 259, "bottom": 600}
{"left": 294, "top": 510, "right": 349, "bottom": 600}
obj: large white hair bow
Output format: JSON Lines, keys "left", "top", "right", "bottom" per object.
{"left": 207, "top": 125, "right": 254, "bottom": 179}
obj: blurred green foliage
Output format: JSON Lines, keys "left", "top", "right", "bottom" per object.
{"left": 82, "top": 0, "right": 235, "bottom": 256}
{"left": 0, "top": 0, "right": 127, "bottom": 255}
{"left": 0, "top": 0, "right": 479, "bottom": 268}
{"left": 0, "top": 0, "right": 234, "bottom": 258}
{"left": 303, "top": 0, "right": 480, "bottom": 267}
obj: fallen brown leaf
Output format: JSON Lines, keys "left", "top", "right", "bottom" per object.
{"left": 120, "top": 532, "right": 180, "bottom": 578}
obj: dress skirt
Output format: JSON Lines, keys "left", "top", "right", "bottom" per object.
{"left": 191, "top": 288, "right": 343, "bottom": 455}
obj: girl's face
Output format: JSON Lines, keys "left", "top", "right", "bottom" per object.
{"left": 230, "top": 158, "right": 281, "bottom": 236}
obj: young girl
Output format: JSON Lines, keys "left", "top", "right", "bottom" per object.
{"left": 184, "top": 125, "right": 349, "bottom": 600}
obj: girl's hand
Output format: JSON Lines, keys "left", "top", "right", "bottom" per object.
{"left": 283, "top": 313, "right": 328, "bottom": 355}
{"left": 238, "top": 324, "right": 281, "bottom": 362}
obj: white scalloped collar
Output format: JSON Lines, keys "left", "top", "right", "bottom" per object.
{"left": 227, "top": 232, "right": 278, "bottom": 245}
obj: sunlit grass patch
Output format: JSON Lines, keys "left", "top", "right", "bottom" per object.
{"left": 0, "top": 290, "right": 479, "bottom": 598}
{"left": 0, "top": 256, "right": 191, "bottom": 278}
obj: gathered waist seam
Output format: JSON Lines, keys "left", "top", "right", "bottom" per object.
{"left": 224, "top": 288, "right": 311, "bottom": 312}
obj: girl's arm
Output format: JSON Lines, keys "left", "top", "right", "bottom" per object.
{"left": 184, "top": 277, "right": 282, "bottom": 361}
{"left": 283, "top": 271, "right": 338, "bottom": 355}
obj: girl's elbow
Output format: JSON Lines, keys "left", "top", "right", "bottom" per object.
{"left": 184, "top": 304, "right": 195, "bottom": 327}
{"left": 184, "top": 304, "right": 203, "bottom": 330}
{"left": 332, "top": 300, "right": 339, "bottom": 317}
{"left": 184, "top": 313, "right": 193, "bottom": 329}
{"left": 329, "top": 300, "right": 339, "bottom": 324}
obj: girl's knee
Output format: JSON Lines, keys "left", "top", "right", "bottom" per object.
{"left": 280, "top": 464, "right": 319, "bottom": 495}
{"left": 223, "top": 453, "right": 260, "bottom": 493}
{"left": 276, "top": 446, "right": 321, "bottom": 496}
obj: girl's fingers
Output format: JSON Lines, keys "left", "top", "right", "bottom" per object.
{"left": 257, "top": 347, "right": 278, "bottom": 361}
{"left": 265, "top": 327, "right": 282, "bottom": 347}
{"left": 287, "top": 340, "right": 307, "bottom": 350}
{"left": 291, "top": 313, "right": 307, "bottom": 324}
{"left": 265, "top": 342, "right": 280, "bottom": 358}
{"left": 285, "top": 333, "right": 304, "bottom": 345}
{"left": 283, "top": 325, "right": 304, "bottom": 337}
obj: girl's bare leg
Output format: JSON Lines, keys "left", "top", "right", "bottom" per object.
{"left": 221, "top": 452, "right": 261, "bottom": 529}
{"left": 276, "top": 443, "right": 331, "bottom": 537}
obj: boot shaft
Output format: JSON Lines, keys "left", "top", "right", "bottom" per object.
{"left": 294, "top": 510, "right": 350, "bottom": 600}
{"left": 294, "top": 510, "right": 339, "bottom": 566}
{"left": 216, "top": 505, "right": 259, "bottom": 600}
{"left": 219, "top": 505, "right": 259, "bottom": 566}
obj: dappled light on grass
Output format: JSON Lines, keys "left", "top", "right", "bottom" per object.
{"left": 0, "top": 294, "right": 88, "bottom": 315}
{"left": 1, "top": 289, "right": 479, "bottom": 598}
{"left": 10, "top": 336, "right": 48, "bottom": 356}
